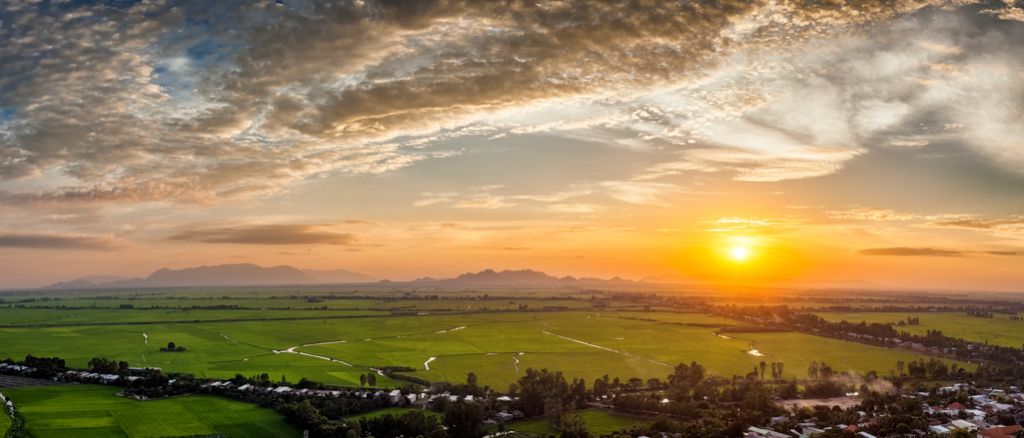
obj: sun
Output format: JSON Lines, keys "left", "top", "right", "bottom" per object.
{"left": 728, "top": 245, "right": 752, "bottom": 263}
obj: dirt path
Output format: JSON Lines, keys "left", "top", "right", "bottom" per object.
{"left": 424, "top": 357, "right": 436, "bottom": 370}
{"left": 542, "top": 330, "right": 671, "bottom": 368}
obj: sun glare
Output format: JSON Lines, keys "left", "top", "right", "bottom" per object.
{"left": 728, "top": 245, "right": 752, "bottom": 262}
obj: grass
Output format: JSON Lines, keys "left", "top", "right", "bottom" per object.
{"left": 503, "top": 409, "right": 650, "bottom": 437}
{"left": 816, "top": 311, "right": 1024, "bottom": 348}
{"left": 3, "top": 384, "right": 298, "bottom": 438}
{"left": 1, "top": 403, "right": 11, "bottom": 437}
{"left": 0, "top": 308, "right": 942, "bottom": 389}
{"left": 343, "top": 406, "right": 441, "bottom": 422}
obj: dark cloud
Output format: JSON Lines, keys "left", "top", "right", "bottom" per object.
{"left": 0, "top": 231, "right": 121, "bottom": 250}
{"left": 927, "top": 216, "right": 1024, "bottom": 231}
{"left": 858, "top": 247, "right": 963, "bottom": 257}
{"left": 982, "top": 250, "right": 1018, "bottom": 256}
{"left": 169, "top": 224, "right": 357, "bottom": 245}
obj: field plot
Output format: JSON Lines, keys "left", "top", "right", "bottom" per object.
{"left": 817, "top": 312, "right": 1024, "bottom": 348}
{"left": 3, "top": 384, "right": 298, "bottom": 438}
{"left": 0, "top": 308, "right": 941, "bottom": 389}
{"left": 503, "top": 409, "right": 650, "bottom": 436}
{"left": 301, "top": 312, "right": 933, "bottom": 387}
{"left": 1, "top": 407, "right": 10, "bottom": 437}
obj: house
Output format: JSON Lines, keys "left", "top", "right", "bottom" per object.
{"left": 388, "top": 389, "right": 402, "bottom": 404}
{"left": 238, "top": 384, "right": 252, "bottom": 391}
{"left": 272, "top": 386, "right": 292, "bottom": 393}
{"left": 949, "top": 419, "right": 977, "bottom": 431}
{"left": 978, "top": 424, "right": 1023, "bottom": 438}
{"left": 495, "top": 411, "right": 515, "bottom": 422}
{"left": 99, "top": 374, "right": 120, "bottom": 383}
{"left": 745, "top": 426, "right": 790, "bottom": 438}
{"left": 857, "top": 432, "right": 878, "bottom": 438}
{"left": 964, "top": 409, "right": 987, "bottom": 421}
{"left": 928, "top": 425, "right": 951, "bottom": 435}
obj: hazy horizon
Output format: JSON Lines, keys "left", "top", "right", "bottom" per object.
{"left": 2, "top": 1, "right": 1024, "bottom": 291}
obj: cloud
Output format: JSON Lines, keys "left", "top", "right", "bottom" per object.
{"left": 0, "top": 231, "right": 122, "bottom": 250}
{"left": 827, "top": 208, "right": 922, "bottom": 222}
{"left": 982, "top": 250, "right": 1018, "bottom": 256}
{"left": 3, "top": 0, "right": 1007, "bottom": 207}
{"left": 858, "top": 247, "right": 964, "bottom": 257}
{"left": 925, "top": 215, "right": 1024, "bottom": 232}
{"left": 169, "top": 224, "right": 357, "bottom": 246}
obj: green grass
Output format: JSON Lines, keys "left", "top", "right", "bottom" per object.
{"left": 343, "top": 407, "right": 440, "bottom": 422}
{"left": 3, "top": 384, "right": 298, "bottom": 438}
{"left": 1, "top": 403, "right": 11, "bottom": 437}
{"left": 0, "top": 309, "right": 944, "bottom": 389}
{"left": 816, "top": 311, "right": 1024, "bottom": 348}
{"left": 503, "top": 409, "right": 650, "bottom": 437}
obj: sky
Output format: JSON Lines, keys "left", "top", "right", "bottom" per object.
{"left": 1, "top": 0, "right": 1023, "bottom": 291}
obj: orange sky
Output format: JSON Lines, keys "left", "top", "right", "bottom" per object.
{"left": 0, "top": 1, "right": 1023, "bottom": 290}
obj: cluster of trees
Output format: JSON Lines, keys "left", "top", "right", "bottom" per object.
{"left": 357, "top": 373, "right": 377, "bottom": 386}
{"left": 895, "top": 316, "right": 920, "bottom": 326}
{"left": 159, "top": 341, "right": 187, "bottom": 352}
{"left": 966, "top": 310, "right": 995, "bottom": 318}
{"left": 899, "top": 358, "right": 968, "bottom": 380}
{"left": 806, "top": 361, "right": 835, "bottom": 380}
{"left": 273, "top": 395, "right": 485, "bottom": 438}
{"left": 21, "top": 355, "right": 65, "bottom": 376}
{"left": 87, "top": 357, "right": 128, "bottom": 374}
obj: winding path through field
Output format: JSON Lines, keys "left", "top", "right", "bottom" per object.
{"left": 542, "top": 330, "right": 671, "bottom": 368}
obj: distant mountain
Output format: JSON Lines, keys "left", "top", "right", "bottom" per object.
{"left": 43, "top": 275, "right": 134, "bottom": 290}
{"left": 42, "top": 263, "right": 374, "bottom": 289}
{"left": 41, "top": 265, "right": 627, "bottom": 290}
{"left": 303, "top": 268, "right": 377, "bottom": 284}
{"left": 407, "top": 269, "right": 637, "bottom": 288}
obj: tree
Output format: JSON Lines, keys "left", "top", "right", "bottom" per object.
{"left": 516, "top": 368, "right": 569, "bottom": 417}
{"left": 559, "top": 413, "right": 592, "bottom": 438}
{"left": 359, "top": 374, "right": 367, "bottom": 386}
{"left": 367, "top": 372, "right": 377, "bottom": 386}
{"left": 444, "top": 401, "right": 484, "bottom": 438}
{"left": 467, "top": 372, "right": 478, "bottom": 386}
{"left": 759, "top": 361, "right": 767, "bottom": 380}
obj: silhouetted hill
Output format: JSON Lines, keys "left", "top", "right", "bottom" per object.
{"left": 406, "top": 269, "right": 637, "bottom": 288}
{"left": 42, "top": 264, "right": 374, "bottom": 289}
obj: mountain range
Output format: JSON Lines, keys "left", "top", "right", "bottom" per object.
{"left": 42, "top": 265, "right": 635, "bottom": 290}
{"left": 43, "top": 264, "right": 376, "bottom": 289}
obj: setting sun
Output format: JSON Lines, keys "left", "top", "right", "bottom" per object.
{"left": 728, "top": 246, "right": 752, "bottom": 262}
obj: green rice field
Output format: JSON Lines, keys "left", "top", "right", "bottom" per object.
{"left": 816, "top": 311, "right": 1024, "bottom": 348}
{"left": 0, "top": 304, "right": 934, "bottom": 389}
{"left": 2, "top": 384, "right": 298, "bottom": 438}
{"left": 503, "top": 409, "right": 650, "bottom": 437}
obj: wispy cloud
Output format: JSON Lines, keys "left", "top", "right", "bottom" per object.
{"left": 0, "top": 231, "right": 123, "bottom": 251}
{"left": 858, "top": 247, "right": 1020, "bottom": 257}
{"left": 3, "top": 0, "right": 1013, "bottom": 207}
{"left": 859, "top": 247, "right": 964, "bottom": 257}
{"left": 169, "top": 224, "right": 357, "bottom": 246}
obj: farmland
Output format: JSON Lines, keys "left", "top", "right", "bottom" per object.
{"left": 0, "top": 294, "right": 937, "bottom": 389}
{"left": 1, "top": 406, "right": 10, "bottom": 437}
{"left": 2, "top": 384, "right": 297, "bottom": 438}
{"left": 817, "top": 311, "right": 1024, "bottom": 348}
{"left": 502, "top": 409, "right": 651, "bottom": 436}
